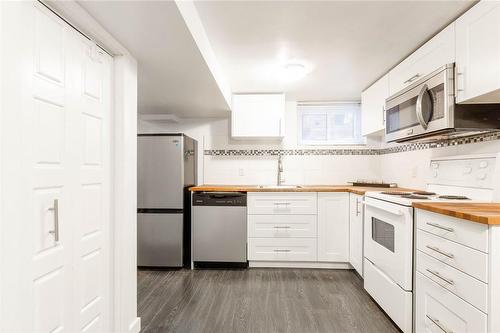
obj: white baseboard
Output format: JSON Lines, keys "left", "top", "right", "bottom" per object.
{"left": 249, "top": 261, "right": 353, "bottom": 269}
{"left": 128, "top": 317, "right": 141, "bottom": 333}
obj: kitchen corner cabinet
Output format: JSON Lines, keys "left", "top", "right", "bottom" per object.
{"left": 318, "top": 192, "right": 350, "bottom": 262}
{"left": 231, "top": 93, "right": 285, "bottom": 139}
{"left": 361, "top": 74, "right": 389, "bottom": 136}
{"left": 349, "top": 193, "right": 363, "bottom": 276}
{"left": 455, "top": 1, "right": 500, "bottom": 103}
{"left": 388, "top": 23, "right": 455, "bottom": 96}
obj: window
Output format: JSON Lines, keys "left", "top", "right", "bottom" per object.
{"left": 298, "top": 102, "right": 364, "bottom": 145}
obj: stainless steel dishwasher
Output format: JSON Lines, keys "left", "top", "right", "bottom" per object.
{"left": 192, "top": 192, "right": 247, "bottom": 268}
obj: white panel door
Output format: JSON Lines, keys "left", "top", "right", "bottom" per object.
{"left": 69, "top": 32, "right": 112, "bottom": 332}
{"left": 456, "top": 1, "right": 500, "bottom": 103}
{"left": 0, "top": 2, "right": 112, "bottom": 332}
{"left": 317, "top": 192, "right": 349, "bottom": 262}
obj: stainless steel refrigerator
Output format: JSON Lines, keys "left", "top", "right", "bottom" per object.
{"left": 137, "top": 134, "right": 197, "bottom": 267}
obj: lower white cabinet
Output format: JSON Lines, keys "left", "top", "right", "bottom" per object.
{"left": 416, "top": 272, "right": 487, "bottom": 333}
{"left": 349, "top": 193, "right": 363, "bottom": 276}
{"left": 317, "top": 192, "right": 350, "bottom": 262}
{"left": 247, "top": 192, "right": 351, "bottom": 266}
{"left": 247, "top": 238, "right": 317, "bottom": 262}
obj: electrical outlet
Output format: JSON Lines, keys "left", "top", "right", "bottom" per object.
{"left": 238, "top": 168, "right": 244, "bottom": 176}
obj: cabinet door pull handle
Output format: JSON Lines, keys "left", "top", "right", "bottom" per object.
{"left": 425, "top": 269, "right": 454, "bottom": 285}
{"left": 426, "top": 222, "right": 454, "bottom": 232}
{"left": 47, "top": 199, "right": 59, "bottom": 242}
{"left": 426, "top": 315, "right": 453, "bottom": 333}
{"left": 426, "top": 245, "right": 454, "bottom": 259}
{"left": 403, "top": 73, "right": 421, "bottom": 84}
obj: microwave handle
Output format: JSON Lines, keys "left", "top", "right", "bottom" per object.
{"left": 416, "top": 84, "right": 430, "bottom": 130}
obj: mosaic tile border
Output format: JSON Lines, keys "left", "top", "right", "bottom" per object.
{"left": 204, "top": 131, "right": 500, "bottom": 157}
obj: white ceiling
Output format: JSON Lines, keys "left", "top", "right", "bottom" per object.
{"left": 79, "top": 0, "right": 476, "bottom": 118}
{"left": 78, "top": 1, "right": 230, "bottom": 117}
{"left": 194, "top": 0, "right": 475, "bottom": 102}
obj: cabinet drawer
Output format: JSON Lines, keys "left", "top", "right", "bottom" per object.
{"left": 248, "top": 215, "right": 316, "bottom": 238}
{"left": 416, "top": 272, "right": 487, "bottom": 333}
{"left": 416, "top": 209, "right": 488, "bottom": 253}
{"left": 247, "top": 192, "right": 317, "bottom": 215}
{"left": 417, "top": 229, "right": 488, "bottom": 283}
{"left": 247, "top": 238, "right": 317, "bottom": 261}
{"left": 416, "top": 250, "right": 487, "bottom": 312}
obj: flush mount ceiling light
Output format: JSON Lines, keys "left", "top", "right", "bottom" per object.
{"left": 280, "top": 63, "right": 311, "bottom": 82}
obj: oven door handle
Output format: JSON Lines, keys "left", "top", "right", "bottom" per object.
{"left": 362, "top": 201, "right": 404, "bottom": 216}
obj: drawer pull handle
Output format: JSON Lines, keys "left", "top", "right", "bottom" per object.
{"left": 426, "top": 315, "right": 453, "bottom": 333}
{"left": 274, "top": 226, "right": 291, "bottom": 229}
{"left": 274, "top": 202, "right": 291, "bottom": 206}
{"left": 273, "top": 249, "right": 291, "bottom": 252}
{"left": 426, "top": 222, "right": 454, "bottom": 232}
{"left": 425, "top": 269, "right": 454, "bottom": 285}
{"left": 426, "top": 245, "right": 454, "bottom": 259}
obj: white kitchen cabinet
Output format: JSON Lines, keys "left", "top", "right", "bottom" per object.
{"left": 349, "top": 193, "right": 363, "bottom": 276}
{"left": 361, "top": 74, "right": 389, "bottom": 136}
{"left": 317, "top": 192, "right": 350, "bottom": 262}
{"left": 389, "top": 23, "right": 455, "bottom": 96}
{"left": 231, "top": 93, "right": 285, "bottom": 139}
{"left": 456, "top": 1, "right": 500, "bottom": 103}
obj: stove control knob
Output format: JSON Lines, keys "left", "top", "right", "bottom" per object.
{"left": 464, "top": 166, "right": 472, "bottom": 174}
{"left": 478, "top": 174, "right": 487, "bottom": 180}
{"left": 479, "top": 161, "right": 489, "bottom": 169}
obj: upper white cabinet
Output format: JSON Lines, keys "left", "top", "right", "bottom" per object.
{"left": 231, "top": 93, "right": 285, "bottom": 139}
{"left": 456, "top": 1, "right": 500, "bottom": 103}
{"left": 361, "top": 74, "right": 389, "bottom": 136}
{"left": 389, "top": 23, "right": 455, "bottom": 96}
{"left": 349, "top": 193, "right": 363, "bottom": 276}
{"left": 317, "top": 192, "right": 350, "bottom": 262}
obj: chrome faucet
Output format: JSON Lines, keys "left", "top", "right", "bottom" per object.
{"left": 277, "top": 154, "right": 284, "bottom": 186}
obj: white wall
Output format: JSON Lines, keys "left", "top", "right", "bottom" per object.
{"left": 139, "top": 102, "right": 383, "bottom": 185}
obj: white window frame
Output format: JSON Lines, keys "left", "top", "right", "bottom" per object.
{"left": 297, "top": 102, "right": 365, "bottom": 146}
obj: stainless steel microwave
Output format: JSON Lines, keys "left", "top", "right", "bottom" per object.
{"left": 385, "top": 64, "right": 500, "bottom": 143}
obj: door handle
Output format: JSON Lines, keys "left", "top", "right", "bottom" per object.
{"left": 47, "top": 199, "right": 59, "bottom": 242}
{"left": 416, "top": 84, "right": 431, "bottom": 130}
{"left": 362, "top": 201, "right": 403, "bottom": 216}
{"left": 426, "top": 245, "right": 454, "bottom": 259}
{"left": 403, "top": 73, "right": 421, "bottom": 84}
{"left": 426, "top": 315, "right": 453, "bottom": 333}
{"left": 426, "top": 222, "right": 454, "bottom": 232}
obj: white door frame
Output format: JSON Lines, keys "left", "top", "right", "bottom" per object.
{"left": 0, "top": 1, "right": 140, "bottom": 332}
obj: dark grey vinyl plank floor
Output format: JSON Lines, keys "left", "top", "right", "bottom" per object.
{"left": 138, "top": 268, "right": 400, "bottom": 333}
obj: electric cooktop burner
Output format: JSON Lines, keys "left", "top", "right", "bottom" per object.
{"left": 438, "top": 195, "right": 471, "bottom": 200}
{"left": 381, "top": 191, "right": 412, "bottom": 195}
{"left": 401, "top": 194, "right": 430, "bottom": 200}
{"left": 412, "top": 191, "right": 436, "bottom": 196}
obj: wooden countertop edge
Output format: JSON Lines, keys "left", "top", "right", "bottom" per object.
{"left": 188, "top": 185, "right": 414, "bottom": 195}
{"left": 413, "top": 202, "right": 500, "bottom": 225}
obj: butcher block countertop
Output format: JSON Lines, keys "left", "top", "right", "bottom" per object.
{"left": 189, "top": 185, "right": 414, "bottom": 195}
{"left": 413, "top": 202, "right": 500, "bottom": 225}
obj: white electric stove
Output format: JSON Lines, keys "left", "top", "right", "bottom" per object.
{"left": 362, "top": 153, "right": 500, "bottom": 333}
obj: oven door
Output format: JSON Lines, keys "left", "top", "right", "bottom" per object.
{"left": 363, "top": 197, "right": 414, "bottom": 290}
{"left": 385, "top": 64, "right": 455, "bottom": 143}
